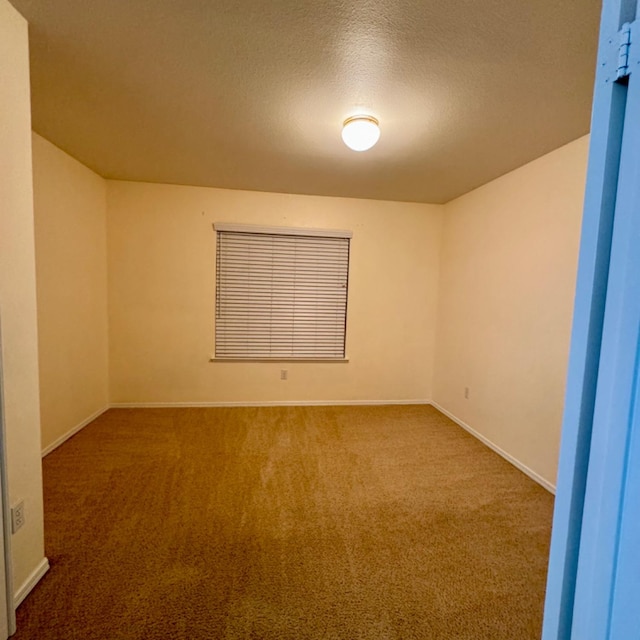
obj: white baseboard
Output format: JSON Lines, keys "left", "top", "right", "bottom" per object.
{"left": 109, "top": 399, "right": 431, "bottom": 408}
{"left": 430, "top": 401, "right": 556, "bottom": 494}
{"left": 14, "top": 557, "right": 49, "bottom": 608}
{"left": 41, "top": 406, "right": 109, "bottom": 458}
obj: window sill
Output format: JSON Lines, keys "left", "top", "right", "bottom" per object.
{"left": 209, "top": 357, "right": 350, "bottom": 363}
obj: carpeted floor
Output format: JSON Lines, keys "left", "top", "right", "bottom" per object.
{"left": 15, "top": 405, "right": 553, "bottom": 639}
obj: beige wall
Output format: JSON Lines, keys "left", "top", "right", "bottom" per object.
{"left": 31, "top": 131, "right": 588, "bottom": 505}
{"left": 32, "top": 134, "right": 109, "bottom": 453}
{"left": 0, "top": 0, "right": 46, "bottom": 598}
{"left": 433, "top": 135, "right": 589, "bottom": 488}
{"left": 107, "top": 182, "right": 443, "bottom": 404}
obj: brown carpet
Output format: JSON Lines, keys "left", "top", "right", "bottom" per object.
{"left": 15, "top": 405, "right": 553, "bottom": 639}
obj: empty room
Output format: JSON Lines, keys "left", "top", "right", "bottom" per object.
{"left": 4, "top": 0, "right": 639, "bottom": 638}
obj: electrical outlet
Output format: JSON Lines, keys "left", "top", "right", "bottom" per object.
{"left": 280, "top": 369, "right": 288, "bottom": 380}
{"left": 11, "top": 500, "right": 25, "bottom": 534}
{"left": 464, "top": 387, "right": 470, "bottom": 400}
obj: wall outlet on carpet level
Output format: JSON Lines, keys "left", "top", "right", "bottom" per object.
{"left": 464, "top": 387, "right": 470, "bottom": 400}
{"left": 11, "top": 500, "right": 25, "bottom": 534}
{"left": 280, "top": 369, "right": 288, "bottom": 381}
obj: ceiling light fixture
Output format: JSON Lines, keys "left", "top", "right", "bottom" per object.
{"left": 341, "top": 115, "right": 380, "bottom": 152}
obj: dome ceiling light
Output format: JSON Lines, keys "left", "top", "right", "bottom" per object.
{"left": 341, "top": 115, "right": 380, "bottom": 152}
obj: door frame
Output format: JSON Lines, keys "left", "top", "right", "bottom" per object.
{"left": 0, "top": 318, "right": 16, "bottom": 636}
{"left": 542, "top": 0, "right": 640, "bottom": 637}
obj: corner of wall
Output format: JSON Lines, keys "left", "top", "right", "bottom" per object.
{"left": 0, "top": 0, "right": 47, "bottom": 606}
{"left": 32, "top": 134, "right": 110, "bottom": 454}
{"left": 431, "top": 136, "right": 590, "bottom": 488}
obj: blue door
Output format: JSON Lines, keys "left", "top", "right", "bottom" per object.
{"left": 543, "top": 0, "right": 640, "bottom": 638}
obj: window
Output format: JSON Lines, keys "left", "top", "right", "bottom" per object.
{"left": 214, "top": 223, "right": 351, "bottom": 360}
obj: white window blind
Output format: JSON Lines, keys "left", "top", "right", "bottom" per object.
{"left": 215, "top": 224, "right": 351, "bottom": 360}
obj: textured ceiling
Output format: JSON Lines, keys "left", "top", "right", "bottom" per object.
{"left": 11, "top": 0, "right": 601, "bottom": 204}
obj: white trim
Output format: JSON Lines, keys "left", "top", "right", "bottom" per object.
{"left": 431, "top": 401, "right": 556, "bottom": 494}
{"left": 13, "top": 557, "right": 49, "bottom": 608}
{"left": 109, "top": 399, "right": 431, "bottom": 409}
{"left": 214, "top": 222, "right": 352, "bottom": 238}
{"left": 41, "top": 406, "right": 109, "bottom": 458}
